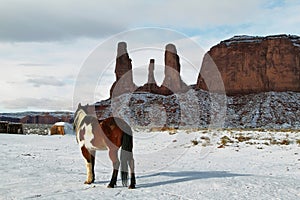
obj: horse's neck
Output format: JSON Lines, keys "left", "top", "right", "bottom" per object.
{"left": 75, "top": 110, "right": 86, "bottom": 126}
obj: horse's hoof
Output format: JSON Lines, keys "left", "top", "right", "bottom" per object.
{"left": 128, "top": 185, "right": 136, "bottom": 189}
{"left": 84, "top": 180, "right": 94, "bottom": 184}
{"left": 107, "top": 184, "right": 115, "bottom": 188}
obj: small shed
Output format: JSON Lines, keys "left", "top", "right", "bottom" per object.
{"left": 50, "top": 122, "right": 74, "bottom": 135}
{"left": 50, "top": 124, "right": 65, "bottom": 135}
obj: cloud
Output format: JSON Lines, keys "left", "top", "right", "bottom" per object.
{"left": 26, "top": 76, "right": 66, "bottom": 87}
{"left": 18, "top": 63, "right": 53, "bottom": 67}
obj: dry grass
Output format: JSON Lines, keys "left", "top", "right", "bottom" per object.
{"left": 149, "top": 126, "right": 177, "bottom": 134}
{"left": 235, "top": 135, "right": 252, "bottom": 142}
{"left": 147, "top": 127, "right": 299, "bottom": 147}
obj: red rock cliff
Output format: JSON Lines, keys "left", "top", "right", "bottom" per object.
{"left": 196, "top": 34, "right": 300, "bottom": 95}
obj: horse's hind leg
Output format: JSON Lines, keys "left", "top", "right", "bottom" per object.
{"left": 128, "top": 157, "right": 136, "bottom": 189}
{"left": 81, "top": 146, "right": 95, "bottom": 184}
{"left": 107, "top": 149, "right": 120, "bottom": 188}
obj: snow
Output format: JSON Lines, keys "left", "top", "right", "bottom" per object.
{"left": 1, "top": 130, "right": 299, "bottom": 199}
{"left": 293, "top": 43, "right": 300, "bottom": 48}
{"left": 221, "top": 35, "right": 263, "bottom": 46}
{"left": 291, "top": 37, "right": 300, "bottom": 48}
{"left": 221, "top": 34, "right": 300, "bottom": 48}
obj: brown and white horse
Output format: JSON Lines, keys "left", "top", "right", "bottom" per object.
{"left": 73, "top": 103, "right": 136, "bottom": 189}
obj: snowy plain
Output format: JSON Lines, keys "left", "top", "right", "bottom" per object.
{"left": 0, "top": 129, "right": 299, "bottom": 200}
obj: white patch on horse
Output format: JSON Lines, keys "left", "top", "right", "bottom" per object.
{"left": 81, "top": 123, "right": 97, "bottom": 150}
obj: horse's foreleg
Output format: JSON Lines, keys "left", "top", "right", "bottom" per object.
{"left": 107, "top": 149, "right": 120, "bottom": 188}
{"left": 81, "top": 146, "right": 95, "bottom": 184}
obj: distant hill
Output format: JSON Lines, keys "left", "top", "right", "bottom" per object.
{"left": 0, "top": 111, "right": 73, "bottom": 124}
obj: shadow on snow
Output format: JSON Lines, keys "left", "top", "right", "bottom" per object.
{"left": 136, "top": 171, "right": 251, "bottom": 188}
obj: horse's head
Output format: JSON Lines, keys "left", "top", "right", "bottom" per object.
{"left": 74, "top": 103, "right": 97, "bottom": 131}
{"left": 74, "top": 103, "right": 87, "bottom": 131}
{"left": 74, "top": 103, "right": 84, "bottom": 115}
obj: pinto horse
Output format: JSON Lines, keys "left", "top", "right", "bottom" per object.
{"left": 73, "top": 103, "right": 136, "bottom": 189}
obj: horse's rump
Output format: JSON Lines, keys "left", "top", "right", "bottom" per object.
{"left": 98, "top": 117, "right": 132, "bottom": 148}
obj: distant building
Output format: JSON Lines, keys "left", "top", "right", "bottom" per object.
{"left": 0, "top": 121, "right": 8, "bottom": 133}
{"left": 0, "top": 121, "right": 23, "bottom": 134}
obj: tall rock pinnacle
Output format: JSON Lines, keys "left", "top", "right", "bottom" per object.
{"left": 136, "top": 59, "right": 160, "bottom": 93}
{"left": 160, "top": 44, "right": 189, "bottom": 95}
{"left": 110, "top": 42, "right": 136, "bottom": 97}
{"left": 147, "top": 59, "right": 156, "bottom": 84}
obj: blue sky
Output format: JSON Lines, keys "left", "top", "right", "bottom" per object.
{"left": 0, "top": 0, "right": 299, "bottom": 112}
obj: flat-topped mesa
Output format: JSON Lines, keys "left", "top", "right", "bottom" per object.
{"left": 196, "top": 34, "right": 300, "bottom": 95}
{"left": 110, "top": 42, "right": 137, "bottom": 97}
{"left": 160, "top": 44, "right": 189, "bottom": 95}
{"left": 136, "top": 59, "right": 160, "bottom": 93}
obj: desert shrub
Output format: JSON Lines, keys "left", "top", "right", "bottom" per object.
{"left": 270, "top": 139, "right": 278, "bottom": 145}
{"left": 280, "top": 139, "right": 290, "bottom": 145}
{"left": 191, "top": 139, "right": 199, "bottom": 146}
{"left": 220, "top": 136, "right": 233, "bottom": 146}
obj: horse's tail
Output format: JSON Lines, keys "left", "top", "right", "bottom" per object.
{"left": 120, "top": 121, "right": 134, "bottom": 187}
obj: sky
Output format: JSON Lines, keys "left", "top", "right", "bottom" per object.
{"left": 0, "top": 0, "right": 300, "bottom": 112}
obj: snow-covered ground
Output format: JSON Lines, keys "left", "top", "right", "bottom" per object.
{"left": 0, "top": 130, "right": 299, "bottom": 199}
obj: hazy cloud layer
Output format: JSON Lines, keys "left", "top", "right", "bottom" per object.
{"left": 26, "top": 76, "right": 66, "bottom": 87}
{"left": 1, "top": 0, "right": 299, "bottom": 42}
{"left": 0, "top": 0, "right": 125, "bottom": 41}
{"left": 18, "top": 63, "right": 53, "bottom": 67}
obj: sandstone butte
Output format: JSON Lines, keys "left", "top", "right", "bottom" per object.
{"left": 196, "top": 34, "right": 300, "bottom": 95}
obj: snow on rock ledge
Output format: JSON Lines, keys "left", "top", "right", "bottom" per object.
{"left": 94, "top": 90, "right": 300, "bottom": 130}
